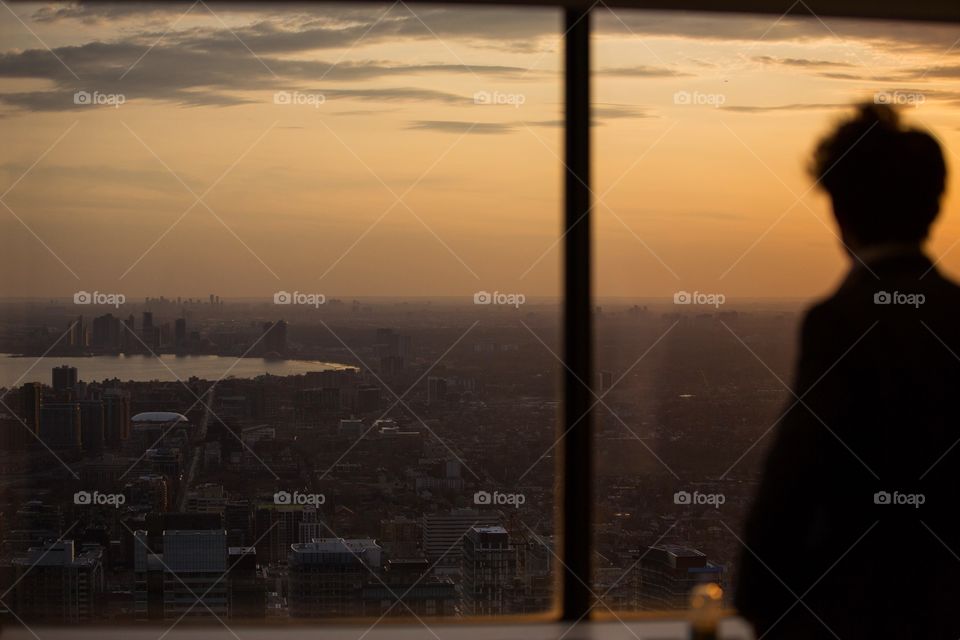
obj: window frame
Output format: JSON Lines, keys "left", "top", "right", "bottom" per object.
{"left": 4, "top": 0, "right": 960, "bottom": 629}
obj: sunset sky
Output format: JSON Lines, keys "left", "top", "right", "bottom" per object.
{"left": 1, "top": 2, "right": 959, "bottom": 300}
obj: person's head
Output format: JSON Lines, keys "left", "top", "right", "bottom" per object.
{"left": 809, "top": 102, "right": 947, "bottom": 251}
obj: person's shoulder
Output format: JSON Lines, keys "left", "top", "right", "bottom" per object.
{"left": 799, "top": 295, "right": 841, "bottom": 338}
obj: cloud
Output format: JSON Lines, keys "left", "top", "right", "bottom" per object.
{"left": 0, "top": 34, "right": 523, "bottom": 112}
{"left": 407, "top": 120, "right": 517, "bottom": 134}
{"left": 406, "top": 104, "right": 655, "bottom": 135}
{"left": 753, "top": 56, "right": 851, "bottom": 67}
{"left": 720, "top": 102, "right": 850, "bottom": 113}
{"left": 596, "top": 65, "right": 692, "bottom": 77}
{"left": 318, "top": 87, "right": 468, "bottom": 104}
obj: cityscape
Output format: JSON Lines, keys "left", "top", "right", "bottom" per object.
{"left": 0, "top": 296, "right": 797, "bottom": 623}
{"left": 3, "top": 0, "right": 959, "bottom": 631}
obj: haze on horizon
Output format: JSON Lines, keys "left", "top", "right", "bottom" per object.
{"left": 2, "top": 2, "right": 960, "bottom": 301}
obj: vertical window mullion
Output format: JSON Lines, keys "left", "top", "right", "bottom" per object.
{"left": 561, "top": 5, "right": 593, "bottom": 622}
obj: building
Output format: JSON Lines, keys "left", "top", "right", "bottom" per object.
{"left": 227, "top": 546, "right": 266, "bottom": 618}
{"left": 39, "top": 402, "right": 82, "bottom": 450}
{"left": 174, "top": 318, "right": 187, "bottom": 349}
{"left": 52, "top": 365, "right": 78, "bottom": 395}
{"left": 254, "top": 504, "right": 322, "bottom": 565}
{"left": 287, "top": 538, "right": 381, "bottom": 617}
{"left": 422, "top": 509, "right": 498, "bottom": 570}
{"left": 460, "top": 525, "right": 516, "bottom": 616}
{"left": 262, "top": 320, "right": 287, "bottom": 355}
{"left": 103, "top": 388, "right": 131, "bottom": 447}
{"left": 361, "top": 558, "right": 456, "bottom": 617}
{"left": 9, "top": 541, "right": 104, "bottom": 622}
{"left": 134, "top": 529, "right": 228, "bottom": 621}
{"left": 91, "top": 314, "right": 122, "bottom": 350}
{"left": 637, "top": 545, "right": 725, "bottom": 610}
{"left": 427, "top": 376, "right": 447, "bottom": 405}
{"left": 19, "top": 382, "right": 43, "bottom": 435}
{"left": 79, "top": 400, "right": 105, "bottom": 452}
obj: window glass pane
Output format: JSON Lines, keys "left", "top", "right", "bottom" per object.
{"left": 593, "top": 8, "right": 960, "bottom": 614}
{"left": 0, "top": 2, "right": 561, "bottom": 624}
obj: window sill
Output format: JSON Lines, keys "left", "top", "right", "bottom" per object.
{"left": 2, "top": 618, "right": 755, "bottom": 640}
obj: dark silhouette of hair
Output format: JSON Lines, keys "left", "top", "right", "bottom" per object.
{"left": 809, "top": 102, "right": 947, "bottom": 246}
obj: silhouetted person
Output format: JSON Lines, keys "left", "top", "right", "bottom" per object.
{"left": 735, "top": 103, "right": 960, "bottom": 639}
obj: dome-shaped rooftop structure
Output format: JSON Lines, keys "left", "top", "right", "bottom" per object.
{"left": 131, "top": 411, "right": 189, "bottom": 425}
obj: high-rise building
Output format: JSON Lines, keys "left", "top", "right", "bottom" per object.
{"left": 427, "top": 376, "right": 447, "bottom": 405}
{"left": 52, "top": 365, "right": 78, "bottom": 395}
{"left": 121, "top": 314, "right": 136, "bottom": 352}
{"left": 361, "top": 558, "right": 457, "bottom": 617}
{"left": 379, "top": 516, "right": 421, "bottom": 558}
{"left": 461, "top": 525, "right": 516, "bottom": 616}
{"left": 262, "top": 320, "right": 287, "bottom": 355}
{"left": 287, "top": 538, "right": 381, "bottom": 617}
{"left": 636, "top": 545, "right": 725, "bottom": 610}
{"left": 254, "top": 504, "right": 322, "bottom": 565}
{"left": 39, "top": 402, "right": 81, "bottom": 450}
{"left": 19, "top": 382, "right": 42, "bottom": 431}
{"left": 134, "top": 529, "right": 228, "bottom": 621}
{"left": 67, "top": 316, "right": 85, "bottom": 349}
{"left": 141, "top": 312, "right": 159, "bottom": 349}
{"left": 422, "top": 509, "right": 498, "bottom": 570}
{"left": 9, "top": 541, "right": 104, "bottom": 622}
{"left": 91, "top": 313, "right": 122, "bottom": 350}
{"left": 103, "top": 388, "right": 131, "bottom": 447}
{"left": 79, "top": 399, "right": 105, "bottom": 452}
{"left": 174, "top": 318, "right": 187, "bottom": 349}
{"left": 228, "top": 546, "right": 266, "bottom": 618}
{"left": 356, "top": 385, "right": 381, "bottom": 413}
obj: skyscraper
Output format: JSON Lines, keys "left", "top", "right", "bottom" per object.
{"left": 103, "top": 388, "right": 131, "bottom": 447}
{"left": 461, "top": 525, "right": 516, "bottom": 616}
{"left": 287, "top": 538, "right": 381, "bottom": 617}
{"left": 174, "top": 317, "right": 187, "bottom": 349}
{"left": 10, "top": 541, "right": 104, "bottom": 622}
{"left": 134, "top": 529, "right": 229, "bottom": 621}
{"left": 52, "top": 365, "right": 78, "bottom": 395}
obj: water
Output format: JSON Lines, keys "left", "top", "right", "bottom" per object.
{"left": 0, "top": 353, "right": 352, "bottom": 388}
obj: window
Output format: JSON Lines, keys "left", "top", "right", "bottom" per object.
{"left": 1, "top": 0, "right": 959, "bottom": 634}
{"left": 592, "top": 8, "right": 960, "bottom": 614}
{"left": 0, "top": 2, "right": 561, "bottom": 624}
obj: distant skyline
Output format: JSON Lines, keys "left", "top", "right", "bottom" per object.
{"left": 2, "top": 3, "right": 960, "bottom": 299}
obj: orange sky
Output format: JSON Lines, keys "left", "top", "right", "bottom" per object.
{"left": 1, "top": 3, "right": 959, "bottom": 301}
